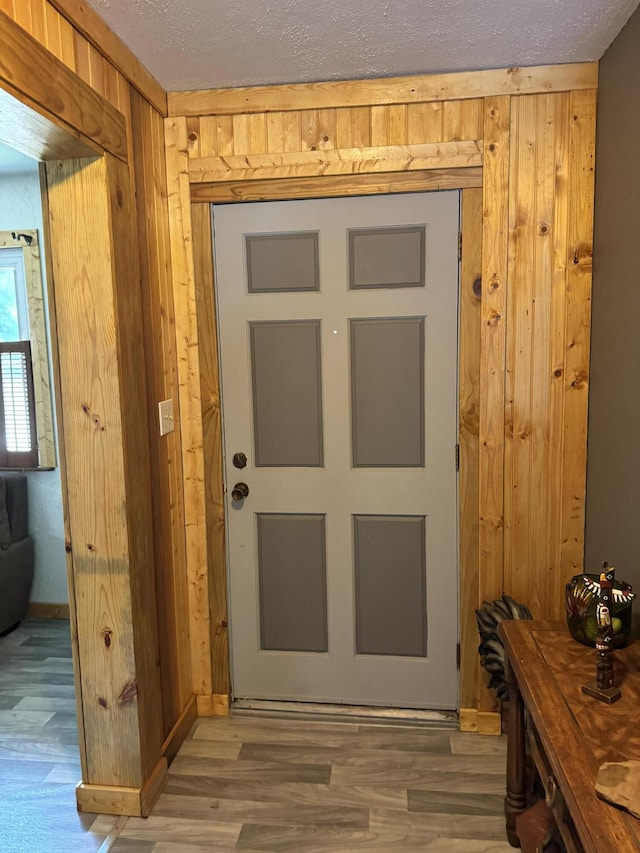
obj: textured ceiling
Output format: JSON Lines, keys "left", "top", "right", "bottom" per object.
{"left": 85, "top": 0, "right": 640, "bottom": 92}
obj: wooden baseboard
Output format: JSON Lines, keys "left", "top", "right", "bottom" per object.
{"left": 27, "top": 602, "right": 70, "bottom": 619}
{"left": 459, "top": 707, "right": 502, "bottom": 736}
{"left": 162, "top": 695, "right": 197, "bottom": 765}
{"left": 196, "top": 693, "right": 230, "bottom": 716}
{"left": 76, "top": 757, "right": 168, "bottom": 817}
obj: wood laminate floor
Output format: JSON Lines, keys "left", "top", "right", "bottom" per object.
{"left": 0, "top": 618, "right": 120, "bottom": 853}
{"left": 1, "top": 619, "right": 512, "bottom": 852}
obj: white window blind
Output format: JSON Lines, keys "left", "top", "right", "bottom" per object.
{"left": 0, "top": 341, "right": 38, "bottom": 468}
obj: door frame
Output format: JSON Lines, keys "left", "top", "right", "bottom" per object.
{"left": 0, "top": 14, "right": 167, "bottom": 814}
{"left": 189, "top": 176, "right": 482, "bottom": 720}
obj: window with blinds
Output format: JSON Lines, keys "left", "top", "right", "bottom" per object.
{"left": 0, "top": 341, "right": 38, "bottom": 468}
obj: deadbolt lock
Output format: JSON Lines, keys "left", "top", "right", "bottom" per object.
{"left": 232, "top": 452, "right": 247, "bottom": 469}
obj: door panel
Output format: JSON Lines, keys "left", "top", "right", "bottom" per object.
{"left": 213, "top": 192, "right": 460, "bottom": 709}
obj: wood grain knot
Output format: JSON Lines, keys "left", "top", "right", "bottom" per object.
{"left": 553, "top": 368, "right": 563, "bottom": 377}
{"left": 472, "top": 276, "right": 482, "bottom": 298}
{"left": 98, "top": 697, "right": 109, "bottom": 709}
{"left": 538, "top": 222, "right": 550, "bottom": 236}
{"left": 486, "top": 311, "right": 501, "bottom": 327}
{"left": 571, "top": 374, "right": 586, "bottom": 389}
{"left": 65, "top": 540, "right": 72, "bottom": 553}
{"left": 118, "top": 681, "right": 138, "bottom": 704}
{"left": 188, "top": 132, "right": 198, "bottom": 142}
{"left": 87, "top": 543, "right": 96, "bottom": 552}
{"left": 116, "top": 189, "right": 124, "bottom": 208}
{"left": 102, "top": 629, "right": 113, "bottom": 649}
{"left": 488, "top": 143, "right": 496, "bottom": 152}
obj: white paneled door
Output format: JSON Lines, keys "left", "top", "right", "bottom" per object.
{"left": 213, "top": 192, "right": 459, "bottom": 709}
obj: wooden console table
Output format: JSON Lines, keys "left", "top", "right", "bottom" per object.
{"left": 499, "top": 620, "right": 640, "bottom": 852}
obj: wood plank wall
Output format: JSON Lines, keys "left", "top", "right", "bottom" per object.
{"left": 2, "top": 0, "right": 192, "bottom": 811}
{"left": 167, "top": 66, "right": 597, "bottom": 732}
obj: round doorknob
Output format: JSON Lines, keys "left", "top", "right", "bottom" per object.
{"left": 231, "top": 482, "right": 249, "bottom": 501}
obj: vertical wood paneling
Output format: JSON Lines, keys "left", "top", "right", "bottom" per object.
{"left": 131, "top": 91, "right": 192, "bottom": 737}
{"left": 216, "top": 115, "right": 234, "bottom": 155}
{"left": 186, "top": 116, "right": 200, "bottom": 158}
{"left": 479, "top": 95, "right": 510, "bottom": 714}
{"left": 443, "top": 100, "right": 463, "bottom": 140}
{"left": 283, "top": 111, "right": 302, "bottom": 152}
{"left": 191, "top": 203, "right": 230, "bottom": 707}
{"left": 300, "top": 109, "right": 319, "bottom": 150}
{"left": 504, "top": 96, "right": 536, "bottom": 608}
{"left": 199, "top": 116, "right": 218, "bottom": 156}
{"left": 232, "top": 114, "right": 249, "bottom": 154}
{"left": 459, "top": 187, "right": 483, "bottom": 713}
{"left": 388, "top": 104, "right": 407, "bottom": 145}
{"left": 165, "top": 116, "right": 214, "bottom": 702}
{"left": 30, "top": 0, "right": 46, "bottom": 44}
{"left": 266, "top": 112, "right": 285, "bottom": 152}
{"left": 73, "top": 27, "right": 91, "bottom": 84}
{"left": 548, "top": 93, "right": 570, "bottom": 610}
{"left": 249, "top": 112, "right": 267, "bottom": 153}
{"left": 317, "top": 108, "right": 336, "bottom": 149}
{"left": 370, "top": 105, "right": 389, "bottom": 145}
{"left": 561, "top": 88, "right": 596, "bottom": 594}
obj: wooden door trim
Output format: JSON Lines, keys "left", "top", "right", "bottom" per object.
{"left": 190, "top": 177, "right": 483, "bottom": 714}
{"left": 191, "top": 167, "right": 482, "bottom": 203}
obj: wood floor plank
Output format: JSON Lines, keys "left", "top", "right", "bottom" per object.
{"left": 407, "top": 789, "right": 505, "bottom": 815}
{"left": 236, "top": 824, "right": 439, "bottom": 852}
{"left": 170, "top": 755, "right": 333, "bottom": 783}
{"left": 448, "top": 733, "right": 507, "bottom": 755}
{"left": 405, "top": 770, "right": 506, "bottom": 794}
{"left": 152, "top": 792, "right": 369, "bottom": 828}
{"left": 194, "top": 719, "right": 452, "bottom": 753}
{"left": 14, "top": 695, "right": 78, "bottom": 711}
{"left": 0, "top": 709, "right": 55, "bottom": 726}
{"left": 117, "top": 815, "right": 242, "bottom": 846}
{"left": 109, "top": 839, "right": 156, "bottom": 852}
{"left": 369, "top": 807, "right": 507, "bottom": 840}
{"left": 238, "top": 742, "right": 465, "bottom": 768}
{"left": 44, "top": 762, "right": 83, "bottom": 783}
{"left": 422, "top": 840, "right": 516, "bottom": 852}
{"left": 164, "top": 777, "right": 408, "bottom": 809}
{"left": 174, "top": 738, "right": 243, "bottom": 760}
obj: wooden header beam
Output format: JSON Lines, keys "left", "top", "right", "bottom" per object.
{"left": 0, "top": 9, "right": 127, "bottom": 162}
{"left": 189, "top": 140, "right": 483, "bottom": 183}
{"left": 168, "top": 62, "right": 598, "bottom": 117}
{"left": 47, "top": 0, "right": 167, "bottom": 116}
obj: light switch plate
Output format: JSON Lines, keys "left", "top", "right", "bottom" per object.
{"left": 158, "top": 399, "right": 174, "bottom": 436}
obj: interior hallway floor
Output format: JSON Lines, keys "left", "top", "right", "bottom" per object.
{"left": 0, "top": 619, "right": 512, "bottom": 852}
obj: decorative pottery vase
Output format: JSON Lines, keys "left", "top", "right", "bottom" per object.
{"left": 565, "top": 573, "right": 635, "bottom": 648}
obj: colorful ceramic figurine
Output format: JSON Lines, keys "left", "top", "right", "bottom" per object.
{"left": 582, "top": 563, "right": 622, "bottom": 704}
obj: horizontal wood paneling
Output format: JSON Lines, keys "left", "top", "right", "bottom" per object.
{"left": 168, "top": 62, "right": 599, "bottom": 116}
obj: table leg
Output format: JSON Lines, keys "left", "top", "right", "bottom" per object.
{"left": 505, "top": 656, "right": 527, "bottom": 847}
